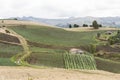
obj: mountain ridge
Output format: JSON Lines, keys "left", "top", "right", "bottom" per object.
{"left": 9, "top": 16, "right": 120, "bottom": 28}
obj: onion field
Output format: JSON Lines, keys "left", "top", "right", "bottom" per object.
{"left": 63, "top": 53, "right": 97, "bottom": 70}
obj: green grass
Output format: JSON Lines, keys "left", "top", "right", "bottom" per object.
{"left": 26, "top": 47, "right": 64, "bottom": 68}
{"left": 9, "top": 25, "right": 105, "bottom": 47}
{"left": 0, "top": 43, "right": 23, "bottom": 66}
{"left": 0, "top": 58, "right": 17, "bottom": 66}
{"left": 27, "top": 52, "right": 64, "bottom": 68}
{"left": 95, "top": 57, "right": 120, "bottom": 73}
{"left": 0, "top": 43, "right": 23, "bottom": 57}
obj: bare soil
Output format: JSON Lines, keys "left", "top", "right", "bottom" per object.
{"left": 96, "top": 45, "right": 120, "bottom": 53}
{"left": 0, "top": 33, "right": 20, "bottom": 43}
{"left": 64, "top": 27, "right": 119, "bottom": 32}
{"left": 0, "top": 20, "right": 56, "bottom": 27}
{"left": 0, "top": 66, "right": 119, "bottom": 80}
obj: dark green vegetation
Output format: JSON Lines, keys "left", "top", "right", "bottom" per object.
{"left": 92, "top": 20, "right": 99, "bottom": 29}
{"left": 0, "top": 43, "right": 23, "bottom": 66}
{"left": 64, "top": 53, "right": 96, "bottom": 70}
{"left": 108, "top": 30, "right": 120, "bottom": 44}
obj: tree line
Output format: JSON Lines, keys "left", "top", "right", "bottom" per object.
{"left": 69, "top": 20, "right": 102, "bottom": 29}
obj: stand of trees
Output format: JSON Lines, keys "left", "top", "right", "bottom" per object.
{"left": 73, "top": 24, "right": 79, "bottom": 28}
{"left": 68, "top": 20, "right": 102, "bottom": 29}
{"left": 83, "top": 24, "right": 88, "bottom": 27}
{"left": 69, "top": 24, "right": 79, "bottom": 28}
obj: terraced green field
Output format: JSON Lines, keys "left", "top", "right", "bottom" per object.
{"left": 95, "top": 57, "right": 120, "bottom": 73}
{"left": 26, "top": 47, "right": 96, "bottom": 69}
{"left": 0, "top": 43, "right": 23, "bottom": 66}
{"left": 6, "top": 25, "right": 120, "bottom": 73}
{"left": 26, "top": 47, "right": 65, "bottom": 68}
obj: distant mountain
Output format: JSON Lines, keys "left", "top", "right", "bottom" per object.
{"left": 12, "top": 16, "right": 120, "bottom": 28}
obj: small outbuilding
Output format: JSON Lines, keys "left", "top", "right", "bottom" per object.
{"left": 69, "top": 48, "right": 84, "bottom": 54}
{"left": 105, "top": 31, "right": 113, "bottom": 35}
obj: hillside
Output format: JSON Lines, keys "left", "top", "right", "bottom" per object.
{"left": 0, "top": 20, "right": 120, "bottom": 76}
{"left": 0, "top": 66, "right": 119, "bottom": 80}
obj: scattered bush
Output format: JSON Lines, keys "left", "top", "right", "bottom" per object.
{"left": 108, "top": 30, "right": 120, "bottom": 45}
{"left": 88, "top": 44, "right": 97, "bottom": 54}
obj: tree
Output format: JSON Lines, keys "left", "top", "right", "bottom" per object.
{"left": 83, "top": 24, "right": 88, "bottom": 27}
{"left": 92, "top": 20, "right": 99, "bottom": 29}
{"left": 97, "top": 33, "right": 101, "bottom": 38}
{"left": 73, "top": 24, "right": 79, "bottom": 28}
{"left": 98, "top": 24, "right": 102, "bottom": 27}
{"left": 69, "top": 24, "right": 72, "bottom": 28}
{"left": 14, "top": 18, "right": 18, "bottom": 20}
{"left": 90, "top": 25, "right": 93, "bottom": 27}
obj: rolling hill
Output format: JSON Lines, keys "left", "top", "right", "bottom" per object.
{"left": 0, "top": 20, "right": 120, "bottom": 80}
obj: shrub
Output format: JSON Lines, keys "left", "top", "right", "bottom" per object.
{"left": 108, "top": 31, "right": 120, "bottom": 45}
{"left": 88, "top": 44, "right": 96, "bottom": 54}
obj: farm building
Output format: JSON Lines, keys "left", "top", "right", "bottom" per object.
{"left": 105, "top": 31, "right": 113, "bottom": 35}
{"left": 69, "top": 48, "right": 84, "bottom": 54}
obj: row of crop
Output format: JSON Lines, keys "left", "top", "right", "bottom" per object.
{"left": 63, "top": 52, "right": 97, "bottom": 70}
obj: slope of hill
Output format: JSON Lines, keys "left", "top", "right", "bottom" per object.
{"left": 10, "top": 25, "right": 99, "bottom": 47}
{"left": 0, "top": 20, "right": 120, "bottom": 74}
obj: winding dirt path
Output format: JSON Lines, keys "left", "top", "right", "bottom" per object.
{"left": 1, "top": 27, "right": 31, "bottom": 65}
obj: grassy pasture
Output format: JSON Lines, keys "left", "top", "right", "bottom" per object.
{"left": 9, "top": 25, "right": 107, "bottom": 47}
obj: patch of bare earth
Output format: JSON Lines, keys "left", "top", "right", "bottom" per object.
{"left": 0, "top": 20, "right": 56, "bottom": 27}
{"left": 0, "top": 66, "right": 119, "bottom": 80}
{"left": 64, "top": 27, "right": 119, "bottom": 32}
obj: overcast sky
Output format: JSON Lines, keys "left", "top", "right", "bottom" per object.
{"left": 0, "top": 0, "right": 120, "bottom": 18}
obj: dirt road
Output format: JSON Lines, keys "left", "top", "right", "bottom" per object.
{"left": 0, "top": 66, "right": 119, "bottom": 80}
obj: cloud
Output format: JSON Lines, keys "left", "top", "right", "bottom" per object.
{"left": 0, "top": 0, "right": 120, "bottom": 18}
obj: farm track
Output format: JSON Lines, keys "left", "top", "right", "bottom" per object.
{"left": 0, "top": 27, "right": 31, "bottom": 65}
